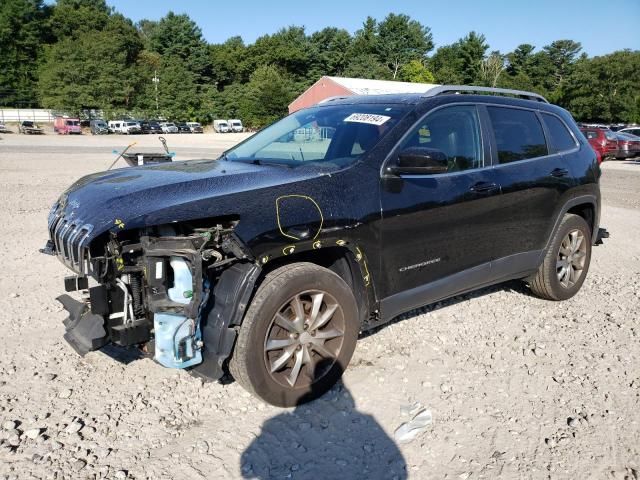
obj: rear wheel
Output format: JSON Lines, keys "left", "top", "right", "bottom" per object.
{"left": 230, "top": 262, "right": 358, "bottom": 407}
{"left": 529, "top": 214, "right": 592, "bottom": 300}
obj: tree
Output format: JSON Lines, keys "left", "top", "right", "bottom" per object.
{"left": 210, "top": 36, "right": 246, "bottom": 88}
{"left": 456, "top": 31, "right": 489, "bottom": 84}
{"left": 559, "top": 50, "right": 640, "bottom": 123}
{"left": 376, "top": 13, "right": 434, "bottom": 79}
{"left": 429, "top": 44, "right": 464, "bottom": 84}
{"left": 343, "top": 54, "right": 392, "bottom": 80}
{"left": 542, "top": 39, "right": 582, "bottom": 88}
{"left": 506, "top": 43, "right": 535, "bottom": 76}
{"left": 48, "top": 0, "right": 110, "bottom": 39}
{"left": 479, "top": 51, "right": 505, "bottom": 87}
{"left": 398, "top": 60, "right": 435, "bottom": 83}
{"left": 38, "top": 13, "right": 142, "bottom": 112}
{"left": 243, "top": 27, "right": 312, "bottom": 82}
{"left": 349, "top": 16, "right": 378, "bottom": 58}
{"left": 307, "top": 27, "right": 352, "bottom": 79}
{"left": 144, "top": 12, "right": 212, "bottom": 83}
{"left": 0, "top": 0, "right": 51, "bottom": 107}
{"left": 239, "top": 65, "right": 296, "bottom": 128}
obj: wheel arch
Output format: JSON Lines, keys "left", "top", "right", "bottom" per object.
{"left": 545, "top": 195, "right": 599, "bottom": 252}
{"left": 258, "top": 246, "right": 373, "bottom": 328}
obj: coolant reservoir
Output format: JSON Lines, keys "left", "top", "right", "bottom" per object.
{"left": 167, "top": 257, "right": 192, "bottom": 304}
{"left": 154, "top": 256, "right": 202, "bottom": 369}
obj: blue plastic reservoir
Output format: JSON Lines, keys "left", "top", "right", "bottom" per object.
{"left": 154, "top": 257, "right": 203, "bottom": 369}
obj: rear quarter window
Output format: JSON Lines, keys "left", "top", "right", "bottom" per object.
{"left": 487, "top": 106, "right": 548, "bottom": 164}
{"left": 582, "top": 130, "right": 599, "bottom": 140}
{"left": 541, "top": 113, "right": 578, "bottom": 153}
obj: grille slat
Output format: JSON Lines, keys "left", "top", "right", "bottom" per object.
{"left": 49, "top": 213, "right": 94, "bottom": 275}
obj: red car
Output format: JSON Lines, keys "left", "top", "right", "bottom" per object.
{"left": 580, "top": 128, "right": 618, "bottom": 161}
{"left": 614, "top": 132, "right": 640, "bottom": 159}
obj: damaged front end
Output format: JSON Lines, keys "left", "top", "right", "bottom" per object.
{"left": 46, "top": 218, "right": 259, "bottom": 380}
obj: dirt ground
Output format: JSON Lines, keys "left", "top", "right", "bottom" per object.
{"left": 0, "top": 132, "right": 638, "bottom": 480}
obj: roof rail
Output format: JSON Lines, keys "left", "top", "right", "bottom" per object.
{"left": 425, "top": 85, "right": 549, "bottom": 103}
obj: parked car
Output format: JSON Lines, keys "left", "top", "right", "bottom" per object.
{"left": 54, "top": 116, "right": 82, "bottom": 135}
{"left": 138, "top": 121, "right": 163, "bottom": 135}
{"left": 213, "top": 119, "right": 230, "bottom": 133}
{"left": 90, "top": 119, "right": 109, "bottom": 135}
{"left": 108, "top": 120, "right": 141, "bottom": 135}
{"left": 160, "top": 122, "right": 178, "bottom": 134}
{"left": 0, "top": 123, "right": 12, "bottom": 133}
{"left": 580, "top": 127, "right": 618, "bottom": 161}
{"left": 18, "top": 121, "right": 44, "bottom": 134}
{"left": 45, "top": 85, "right": 607, "bottom": 407}
{"left": 620, "top": 126, "right": 640, "bottom": 137}
{"left": 614, "top": 132, "right": 640, "bottom": 159}
{"left": 228, "top": 119, "right": 244, "bottom": 132}
{"left": 186, "top": 122, "right": 203, "bottom": 133}
{"left": 176, "top": 122, "right": 191, "bottom": 133}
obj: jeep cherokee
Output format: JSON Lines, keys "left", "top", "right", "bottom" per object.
{"left": 43, "top": 86, "right": 606, "bottom": 407}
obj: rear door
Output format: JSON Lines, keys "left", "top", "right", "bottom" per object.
{"left": 379, "top": 104, "right": 502, "bottom": 300}
{"left": 486, "top": 106, "right": 577, "bottom": 260}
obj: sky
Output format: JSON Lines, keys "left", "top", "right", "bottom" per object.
{"left": 103, "top": 0, "right": 640, "bottom": 56}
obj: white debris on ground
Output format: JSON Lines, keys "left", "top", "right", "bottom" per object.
{"left": 0, "top": 134, "right": 638, "bottom": 479}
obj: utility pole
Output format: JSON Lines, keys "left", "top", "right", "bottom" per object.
{"left": 152, "top": 71, "right": 160, "bottom": 114}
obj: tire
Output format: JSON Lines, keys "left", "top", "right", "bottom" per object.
{"left": 230, "top": 262, "right": 359, "bottom": 407}
{"left": 529, "top": 214, "right": 592, "bottom": 301}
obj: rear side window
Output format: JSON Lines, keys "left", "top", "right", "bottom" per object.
{"left": 582, "top": 130, "right": 599, "bottom": 140}
{"left": 488, "top": 106, "right": 548, "bottom": 164}
{"left": 542, "top": 113, "right": 577, "bottom": 153}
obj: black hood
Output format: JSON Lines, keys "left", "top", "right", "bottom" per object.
{"left": 54, "top": 158, "right": 329, "bottom": 243}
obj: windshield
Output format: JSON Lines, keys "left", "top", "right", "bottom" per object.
{"left": 226, "top": 104, "right": 409, "bottom": 167}
{"left": 23, "top": 121, "right": 34, "bottom": 127}
{"left": 65, "top": 120, "right": 79, "bottom": 126}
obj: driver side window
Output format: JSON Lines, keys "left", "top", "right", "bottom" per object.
{"left": 400, "top": 105, "right": 483, "bottom": 172}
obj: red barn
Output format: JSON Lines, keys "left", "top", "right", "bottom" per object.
{"left": 289, "top": 76, "right": 439, "bottom": 113}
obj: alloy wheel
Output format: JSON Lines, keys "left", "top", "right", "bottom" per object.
{"left": 556, "top": 229, "right": 587, "bottom": 288}
{"left": 263, "top": 290, "right": 345, "bottom": 389}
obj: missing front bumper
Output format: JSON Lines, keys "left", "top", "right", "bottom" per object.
{"left": 57, "top": 294, "right": 108, "bottom": 356}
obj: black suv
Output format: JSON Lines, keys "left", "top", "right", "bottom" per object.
{"left": 139, "top": 120, "right": 163, "bottom": 134}
{"left": 44, "top": 86, "right": 606, "bottom": 406}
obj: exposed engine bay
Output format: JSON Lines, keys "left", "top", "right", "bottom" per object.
{"left": 48, "top": 219, "right": 260, "bottom": 380}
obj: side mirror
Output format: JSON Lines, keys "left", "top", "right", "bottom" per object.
{"left": 387, "top": 147, "right": 449, "bottom": 175}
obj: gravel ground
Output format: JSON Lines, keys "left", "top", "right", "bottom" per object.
{"left": 0, "top": 133, "right": 638, "bottom": 480}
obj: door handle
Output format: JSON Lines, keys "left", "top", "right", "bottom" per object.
{"left": 550, "top": 168, "right": 569, "bottom": 177}
{"left": 470, "top": 182, "right": 499, "bottom": 193}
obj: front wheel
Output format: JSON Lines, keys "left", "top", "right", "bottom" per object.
{"left": 230, "top": 262, "right": 359, "bottom": 407}
{"left": 529, "top": 214, "right": 592, "bottom": 300}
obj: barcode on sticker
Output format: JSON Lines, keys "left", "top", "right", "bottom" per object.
{"left": 344, "top": 113, "right": 391, "bottom": 126}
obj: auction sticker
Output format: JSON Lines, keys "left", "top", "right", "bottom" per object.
{"left": 344, "top": 113, "right": 391, "bottom": 126}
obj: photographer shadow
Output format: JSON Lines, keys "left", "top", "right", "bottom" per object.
{"left": 240, "top": 361, "right": 407, "bottom": 479}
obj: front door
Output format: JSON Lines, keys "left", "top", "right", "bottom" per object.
{"left": 379, "top": 104, "right": 502, "bottom": 304}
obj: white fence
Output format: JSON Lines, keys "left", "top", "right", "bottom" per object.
{"left": 0, "top": 108, "right": 55, "bottom": 123}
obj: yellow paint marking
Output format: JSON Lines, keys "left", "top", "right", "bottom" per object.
{"left": 275, "top": 194, "right": 324, "bottom": 241}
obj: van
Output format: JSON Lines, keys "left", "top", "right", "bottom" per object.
{"left": 108, "top": 120, "right": 141, "bottom": 135}
{"left": 213, "top": 120, "right": 230, "bottom": 133}
{"left": 54, "top": 117, "right": 82, "bottom": 135}
{"left": 228, "top": 119, "right": 244, "bottom": 132}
